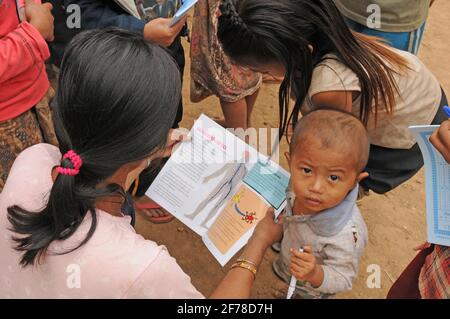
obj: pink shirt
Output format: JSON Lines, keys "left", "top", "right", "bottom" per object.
{"left": 0, "top": 144, "right": 204, "bottom": 299}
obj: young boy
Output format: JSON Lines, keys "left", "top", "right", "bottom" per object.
{"left": 273, "top": 109, "right": 370, "bottom": 299}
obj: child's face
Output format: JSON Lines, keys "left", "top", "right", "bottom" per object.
{"left": 287, "top": 136, "right": 367, "bottom": 215}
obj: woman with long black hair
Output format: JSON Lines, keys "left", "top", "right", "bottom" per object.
{"left": 0, "top": 28, "right": 281, "bottom": 298}
{"left": 217, "top": 0, "right": 448, "bottom": 195}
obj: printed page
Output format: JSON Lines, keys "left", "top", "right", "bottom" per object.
{"left": 147, "top": 114, "right": 260, "bottom": 236}
{"left": 203, "top": 159, "right": 290, "bottom": 266}
{"left": 147, "top": 114, "right": 289, "bottom": 264}
{"left": 410, "top": 125, "right": 450, "bottom": 246}
{"left": 135, "top": 0, "right": 182, "bottom": 21}
{"left": 170, "top": 0, "right": 198, "bottom": 26}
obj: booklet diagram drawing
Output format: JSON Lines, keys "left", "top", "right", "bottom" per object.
{"left": 170, "top": 0, "right": 198, "bottom": 26}
{"left": 410, "top": 125, "right": 450, "bottom": 247}
{"left": 146, "top": 114, "right": 290, "bottom": 266}
{"left": 114, "top": 0, "right": 185, "bottom": 21}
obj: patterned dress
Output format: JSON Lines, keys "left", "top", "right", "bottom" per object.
{"left": 190, "top": 0, "right": 261, "bottom": 103}
{"left": 0, "top": 86, "right": 58, "bottom": 192}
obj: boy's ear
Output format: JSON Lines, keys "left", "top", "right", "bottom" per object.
{"left": 284, "top": 152, "right": 291, "bottom": 166}
{"left": 356, "top": 172, "right": 369, "bottom": 183}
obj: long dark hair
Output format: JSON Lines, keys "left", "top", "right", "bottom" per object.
{"left": 217, "top": 0, "right": 410, "bottom": 137}
{"left": 7, "top": 28, "right": 181, "bottom": 267}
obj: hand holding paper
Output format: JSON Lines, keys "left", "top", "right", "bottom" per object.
{"left": 144, "top": 16, "right": 187, "bottom": 47}
{"left": 410, "top": 125, "right": 450, "bottom": 247}
{"left": 170, "top": 0, "right": 198, "bottom": 26}
{"left": 252, "top": 208, "right": 283, "bottom": 248}
{"left": 146, "top": 114, "right": 290, "bottom": 265}
{"left": 429, "top": 119, "right": 450, "bottom": 163}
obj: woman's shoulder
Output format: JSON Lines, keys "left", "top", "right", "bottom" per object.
{"left": 1, "top": 144, "right": 60, "bottom": 208}
{"left": 12, "top": 143, "right": 61, "bottom": 171}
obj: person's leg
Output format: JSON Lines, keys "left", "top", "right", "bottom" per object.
{"left": 0, "top": 109, "right": 44, "bottom": 191}
{"left": 244, "top": 89, "right": 259, "bottom": 128}
{"left": 220, "top": 88, "right": 259, "bottom": 129}
{"left": 387, "top": 245, "right": 435, "bottom": 299}
{"left": 220, "top": 98, "right": 248, "bottom": 129}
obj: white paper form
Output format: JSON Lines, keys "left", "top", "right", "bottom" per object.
{"left": 147, "top": 114, "right": 290, "bottom": 265}
{"left": 410, "top": 125, "right": 450, "bottom": 246}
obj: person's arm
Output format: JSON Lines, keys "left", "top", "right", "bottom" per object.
{"left": 429, "top": 120, "right": 450, "bottom": 163}
{"left": 0, "top": 0, "right": 53, "bottom": 83}
{"left": 64, "top": 0, "right": 186, "bottom": 47}
{"left": 210, "top": 209, "right": 283, "bottom": 298}
{"left": 125, "top": 209, "right": 282, "bottom": 299}
{"left": 290, "top": 238, "right": 358, "bottom": 294}
{"left": 311, "top": 91, "right": 355, "bottom": 113}
{"left": 289, "top": 246, "right": 324, "bottom": 288}
{"left": 64, "top": 0, "right": 145, "bottom": 33}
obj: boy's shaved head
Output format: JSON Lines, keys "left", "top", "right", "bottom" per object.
{"left": 290, "top": 109, "right": 370, "bottom": 173}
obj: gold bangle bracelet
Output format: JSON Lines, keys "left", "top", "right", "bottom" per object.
{"left": 231, "top": 260, "right": 257, "bottom": 277}
{"left": 236, "top": 258, "right": 257, "bottom": 268}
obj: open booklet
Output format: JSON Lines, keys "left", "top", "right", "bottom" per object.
{"left": 146, "top": 114, "right": 290, "bottom": 266}
{"left": 114, "top": 0, "right": 194, "bottom": 23}
{"left": 410, "top": 125, "right": 450, "bottom": 247}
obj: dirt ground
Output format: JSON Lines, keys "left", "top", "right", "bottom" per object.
{"left": 135, "top": 2, "right": 450, "bottom": 298}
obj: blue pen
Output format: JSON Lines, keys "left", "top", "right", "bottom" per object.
{"left": 444, "top": 105, "right": 450, "bottom": 118}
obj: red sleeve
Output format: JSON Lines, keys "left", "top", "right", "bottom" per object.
{"left": 0, "top": 21, "right": 50, "bottom": 84}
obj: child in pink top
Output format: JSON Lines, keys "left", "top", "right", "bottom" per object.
{"left": 0, "top": 0, "right": 55, "bottom": 191}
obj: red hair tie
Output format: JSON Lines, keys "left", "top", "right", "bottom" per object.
{"left": 56, "top": 150, "right": 83, "bottom": 176}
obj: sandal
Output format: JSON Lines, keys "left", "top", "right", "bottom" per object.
{"left": 135, "top": 201, "right": 175, "bottom": 224}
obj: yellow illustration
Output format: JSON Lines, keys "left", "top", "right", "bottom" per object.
{"left": 207, "top": 184, "right": 270, "bottom": 254}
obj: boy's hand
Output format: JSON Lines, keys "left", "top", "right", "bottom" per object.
{"left": 289, "top": 246, "right": 324, "bottom": 287}
{"left": 429, "top": 120, "right": 450, "bottom": 163}
{"left": 25, "top": 0, "right": 55, "bottom": 42}
{"left": 143, "top": 17, "right": 187, "bottom": 47}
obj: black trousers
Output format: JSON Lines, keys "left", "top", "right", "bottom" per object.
{"left": 361, "top": 89, "right": 448, "bottom": 194}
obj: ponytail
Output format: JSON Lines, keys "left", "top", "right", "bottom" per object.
{"left": 7, "top": 28, "right": 181, "bottom": 267}
{"left": 7, "top": 148, "right": 126, "bottom": 267}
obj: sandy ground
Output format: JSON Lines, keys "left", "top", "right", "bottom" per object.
{"left": 135, "top": 2, "right": 450, "bottom": 298}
